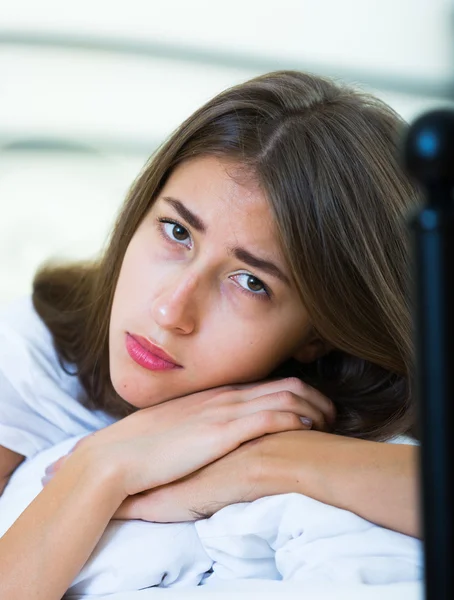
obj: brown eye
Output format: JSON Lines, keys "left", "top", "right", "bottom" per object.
{"left": 247, "top": 276, "right": 264, "bottom": 292}
{"left": 230, "top": 273, "right": 270, "bottom": 298}
{"left": 172, "top": 224, "right": 189, "bottom": 241}
{"left": 159, "top": 219, "right": 192, "bottom": 247}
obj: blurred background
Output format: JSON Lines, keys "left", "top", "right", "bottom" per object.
{"left": 0, "top": 0, "right": 453, "bottom": 306}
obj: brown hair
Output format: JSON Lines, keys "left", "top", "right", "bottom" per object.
{"left": 33, "top": 70, "right": 420, "bottom": 440}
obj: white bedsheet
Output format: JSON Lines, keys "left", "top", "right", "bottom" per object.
{"left": 0, "top": 436, "right": 423, "bottom": 598}
{"left": 80, "top": 580, "right": 423, "bottom": 600}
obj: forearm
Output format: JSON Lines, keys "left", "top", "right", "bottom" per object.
{"left": 0, "top": 449, "right": 126, "bottom": 600}
{"left": 269, "top": 431, "right": 421, "bottom": 538}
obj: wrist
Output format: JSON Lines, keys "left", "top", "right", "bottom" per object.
{"left": 65, "top": 444, "right": 129, "bottom": 505}
{"left": 279, "top": 431, "right": 358, "bottom": 509}
{"left": 253, "top": 431, "right": 340, "bottom": 505}
{"left": 250, "top": 433, "right": 308, "bottom": 497}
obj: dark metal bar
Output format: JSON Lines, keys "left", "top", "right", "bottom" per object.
{"left": 404, "top": 109, "right": 454, "bottom": 600}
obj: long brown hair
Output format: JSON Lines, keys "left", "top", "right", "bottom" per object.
{"left": 33, "top": 71, "right": 420, "bottom": 440}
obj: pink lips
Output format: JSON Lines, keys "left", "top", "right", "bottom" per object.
{"left": 126, "top": 334, "right": 182, "bottom": 371}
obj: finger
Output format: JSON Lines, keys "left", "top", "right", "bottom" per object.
{"left": 241, "top": 392, "right": 326, "bottom": 431}
{"left": 41, "top": 475, "right": 52, "bottom": 487}
{"left": 226, "top": 409, "right": 311, "bottom": 447}
{"left": 44, "top": 437, "right": 93, "bottom": 477}
{"left": 40, "top": 456, "right": 67, "bottom": 486}
{"left": 240, "top": 377, "right": 336, "bottom": 425}
{"left": 237, "top": 391, "right": 327, "bottom": 431}
{"left": 46, "top": 456, "right": 67, "bottom": 474}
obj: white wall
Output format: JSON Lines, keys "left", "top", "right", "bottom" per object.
{"left": 0, "top": 0, "right": 453, "bottom": 305}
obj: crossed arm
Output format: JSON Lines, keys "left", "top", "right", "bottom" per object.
{"left": 269, "top": 431, "right": 420, "bottom": 538}
{"left": 0, "top": 381, "right": 420, "bottom": 599}
{"left": 114, "top": 430, "right": 421, "bottom": 539}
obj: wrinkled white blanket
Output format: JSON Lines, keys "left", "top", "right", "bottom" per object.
{"left": 0, "top": 436, "right": 422, "bottom": 598}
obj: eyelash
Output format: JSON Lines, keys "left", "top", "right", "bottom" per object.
{"left": 157, "top": 217, "right": 193, "bottom": 248}
{"left": 233, "top": 275, "right": 271, "bottom": 301}
{"left": 156, "top": 217, "right": 272, "bottom": 300}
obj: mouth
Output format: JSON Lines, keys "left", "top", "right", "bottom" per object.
{"left": 125, "top": 333, "right": 182, "bottom": 371}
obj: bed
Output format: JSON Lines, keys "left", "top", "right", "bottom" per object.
{"left": 68, "top": 580, "right": 422, "bottom": 600}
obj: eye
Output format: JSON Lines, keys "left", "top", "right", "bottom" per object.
{"left": 158, "top": 219, "right": 192, "bottom": 247}
{"left": 231, "top": 273, "right": 270, "bottom": 298}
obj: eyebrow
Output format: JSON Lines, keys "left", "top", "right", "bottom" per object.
{"left": 231, "top": 247, "right": 290, "bottom": 285}
{"left": 161, "top": 195, "right": 290, "bottom": 285}
{"left": 162, "top": 196, "right": 206, "bottom": 232}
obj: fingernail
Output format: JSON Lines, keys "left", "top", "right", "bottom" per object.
{"left": 44, "top": 463, "right": 55, "bottom": 476}
{"left": 300, "top": 417, "right": 313, "bottom": 427}
{"left": 41, "top": 475, "right": 52, "bottom": 486}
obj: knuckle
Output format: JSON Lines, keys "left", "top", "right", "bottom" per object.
{"left": 275, "top": 390, "right": 300, "bottom": 410}
{"left": 284, "top": 377, "right": 306, "bottom": 395}
{"left": 275, "top": 390, "right": 294, "bottom": 404}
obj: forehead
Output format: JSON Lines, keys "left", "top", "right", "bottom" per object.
{"left": 159, "top": 156, "right": 279, "bottom": 248}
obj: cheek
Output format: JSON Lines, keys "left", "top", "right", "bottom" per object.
{"left": 217, "top": 305, "right": 310, "bottom": 382}
{"left": 117, "top": 241, "right": 149, "bottom": 293}
{"left": 193, "top": 320, "right": 294, "bottom": 385}
{"left": 112, "top": 237, "right": 157, "bottom": 314}
{"left": 109, "top": 244, "right": 151, "bottom": 370}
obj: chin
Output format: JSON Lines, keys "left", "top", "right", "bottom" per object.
{"left": 110, "top": 369, "right": 145, "bottom": 407}
{"left": 112, "top": 371, "right": 176, "bottom": 409}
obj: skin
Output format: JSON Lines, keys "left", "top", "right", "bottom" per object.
{"left": 0, "top": 139, "right": 419, "bottom": 600}
{"left": 109, "top": 156, "right": 326, "bottom": 409}
{"left": 103, "top": 154, "right": 419, "bottom": 537}
{"left": 32, "top": 155, "right": 419, "bottom": 599}
{"left": 113, "top": 431, "right": 420, "bottom": 539}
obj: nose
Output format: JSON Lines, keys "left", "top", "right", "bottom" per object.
{"left": 151, "top": 272, "right": 200, "bottom": 334}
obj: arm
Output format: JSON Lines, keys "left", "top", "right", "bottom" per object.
{"left": 113, "top": 430, "right": 420, "bottom": 540}
{"left": 1, "top": 378, "right": 321, "bottom": 598}
{"left": 0, "top": 448, "right": 126, "bottom": 600}
{"left": 259, "top": 431, "right": 420, "bottom": 538}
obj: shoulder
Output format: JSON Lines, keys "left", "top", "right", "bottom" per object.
{"left": 0, "top": 296, "right": 117, "bottom": 428}
{"left": 0, "top": 297, "right": 117, "bottom": 457}
{"left": 0, "top": 296, "right": 64, "bottom": 383}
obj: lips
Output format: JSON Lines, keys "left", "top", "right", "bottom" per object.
{"left": 127, "top": 334, "right": 182, "bottom": 367}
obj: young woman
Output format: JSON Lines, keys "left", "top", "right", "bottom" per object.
{"left": 0, "top": 70, "right": 420, "bottom": 599}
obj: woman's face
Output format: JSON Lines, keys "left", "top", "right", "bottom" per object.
{"left": 109, "top": 156, "right": 316, "bottom": 408}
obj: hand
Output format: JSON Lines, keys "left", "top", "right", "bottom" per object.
{"left": 44, "top": 378, "right": 336, "bottom": 500}
{"left": 41, "top": 435, "right": 95, "bottom": 486}
{"left": 112, "top": 439, "right": 266, "bottom": 522}
{"left": 111, "top": 429, "right": 326, "bottom": 523}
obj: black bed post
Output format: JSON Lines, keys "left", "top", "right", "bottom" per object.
{"left": 403, "top": 109, "right": 454, "bottom": 600}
